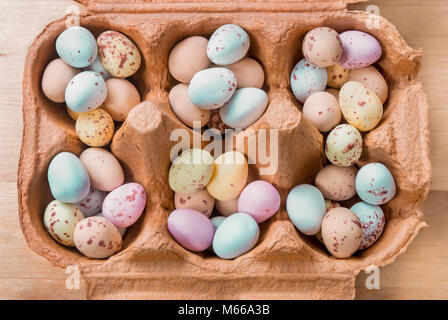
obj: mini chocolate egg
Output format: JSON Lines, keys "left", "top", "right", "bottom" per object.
{"left": 290, "top": 58, "right": 327, "bottom": 104}
{"left": 189, "top": 68, "right": 237, "bottom": 110}
{"left": 325, "top": 124, "right": 363, "bottom": 167}
{"left": 302, "top": 27, "right": 342, "bottom": 68}
{"left": 207, "top": 24, "right": 250, "bottom": 65}
{"left": 339, "top": 30, "right": 382, "bottom": 70}
{"left": 48, "top": 152, "right": 90, "bottom": 203}
{"left": 56, "top": 26, "right": 97, "bottom": 68}
{"left": 325, "top": 88, "right": 340, "bottom": 100}
{"left": 207, "top": 151, "right": 248, "bottom": 201}
{"left": 219, "top": 88, "right": 268, "bottom": 129}
{"left": 76, "top": 187, "right": 107, "bottom": 217}
{"left": 174, "top": 189, "right": 215, "bottom": 217}
{"left": 97, "top": 30, "right": 141, "bottom": 78}
{"left": 303, "top": 91, "right": 342, "bottom": 132}
{"left": 215, "top": 197, "right": 239, "bottom": 216}
{"left": 169, "top": 148, "right": 214, "bottom": 194}
{"left": 227, "top": 58, "right": 265, "bottom": 88}
{"left": 326, "top": 63, "right": 350, "bottom": 89}
{"left": 321, "top": 207, "right": 363, "bottom": 258}
{"left": 169, "top": 83, "right": 211, "bottom": 128}
{"left": 351, "top": 202, "right": 385, "bottom": 249}
{"left": 76, "top": 108, "right": 114, "bottom": 147}
{"left": 44, "top": 200, "right": 84, "bottom": 246}
{"left": 238, "top": 180, "right": 280, "bottom": 223}
{"left": 355, "top": 162, "right": 396, "bottom": 205}
{"left": 74, "top": 216, "right": 122, "bottom": 259}
{"left": 79, "top": 147, "right": 124, "bottom": 192}
{"left": 65, "top": 71, "right": 107, "bottom": 113}
{"left": 168, "top": 208, "right": 214, "bottom": 252}
{"left": 102, "top": 183, "right": 147, "bottom": 228}
{"left": 315, "top": 165, "right": 358, "bottom": 201}
{"left": 42, "top": 58, "right": 80, "bottom": 103}
{"left": 169, "top": 36, "right": 210, "bottom": 83}
{"left": 286, "top": 184, "right": 326, "bottom": 235}
{"left": 95, "top": 212, "right": 126, "bottom": 237}
{"left": 315, "top": 199, "right": 340, "bottom": 244}
{"left": 103, "top": 78, "right": 141, "bottom": 121}
{"left": 84, "top": 56, "right": 111, "bottom": 80}
{"left": 349, "top": 66, "right": 388, "bottom": 104}
{"left": 207, "top": 109, "right": 231, "bottom": 134}
{"left": 213, "top": 213, "right": 259, "bottom": 259}
{"left": 66, "top": 107, "right": 84, "bottom": 121}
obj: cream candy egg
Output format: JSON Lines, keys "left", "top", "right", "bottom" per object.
{"left": 42, "top": 58, "right": 80, "bottom": 103}
{"left": 355, "top": 162, "right": 396, "bottom": 205}
{"left": 56, "top": 26, "right": 97, "bottom": 68}
{"left": 44, "top": 200, "right": 84, "bottom": 246}
{"left": 227, "top": 58, "right": 265, "bottom": 89}
{"left": 95, "top": 212, "right": 126, "bottom": 237}
{"left": 75, "top": 108, "right": 114, "bottom": 147}
{"left": 351, "top": 202, "right": 385, "bottom": 249}
{"left": 315, "top": 165, "right": 358, "bottom": 201}
{"left": 103, "top": 78, "right": 141, "bottom": 121}
{"left": 74, "top": 216, "right": 122, "bottom": 259}
{"left": 349, "top": 66, "right": 388, "bottom": 104}
{"left": 339, "top": 30, "right": 382, "bottom": 70}
{"left": 238, "top": 180, "right": 280, "bottom": 223}
{"left": 84, "top": 56, "right": 112, "bottom": 80}
{"left": 65, "top": 71, "right": 107, "bottom": 113}
{"left": 215, "top": 197, "right": 239, "bottom": 217}
{"left": 76, "top": 187, "right": 107, "bottom": 217}
{"left": 290, "top": 58, "right": 327, "bottom": 104}
{"left": 325, "top": 124, "right": 363, "bottom": 167}
{"left": 303, "top": 91, "right": 341, "bottom": 132}
{"left": 207, "top": 24, "right": 250, "bottom": 65}
{"left": 302, "top": 27, "right": 342, "bottom": 68}
{"left": 174, "top": 189, "right": 215, "bottom": 217}
{"left": 315, "top": 199, "right": 340, "bottom": 244}
{"left": 326, "top": 63, "right": 350, "bottom": 89}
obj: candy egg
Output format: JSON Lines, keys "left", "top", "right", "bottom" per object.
{"left": 44, "top": 200, "right": 84, "bottom": 246}
{"left": 238, "top": 180, "right": 280, "bottom": 223}
{"left": 302, "top": 27, "right": 342, "bottom": 68}
{"left": 207, "top": 151, "right": 248, "bottom": 201}
{"left": 174, "top": 189, "right": 215, "bottom": 217}
{"left": 169, "top": 36, "right": 210, "bottom": 83}
{"left": 76, "top": 187, "right": 107, "bottom": 217}
{"left": 76, "top": 108, "right": 114, "bottom": 147}
{"left": 315, "top": 165, "right": 358, "bottom": 201}
{"left": 79, "top": 148, "right": 124, "bottom": 192}
{"left": 65, "top": 71, "right": 107, "bottom": 113}
{"left": 102, "top": 183, "right": 147, "bottom": 228}
{"left": 66, "top": 107, "right": 84, "bottom": 121}
{"left": 219, "top": 88, "right": 268, "bottom": 129}
{"left": 97, "top": 30, "right": 141, "bottom": 78}
{"left": 339, "top": 81, "right": 383, "bottom": 131}
{"left": 103, "top": 78, "right": 141, "bottom": 121}
{"left": 169, "top": 148, "right": 214, "bottom": 194}
{"left": 215, "top": 197, "right": 239, "bottom": 216}
{"left": 42, "top": 58, "right": 80, "bottom": 103}
{"left": 325, "top": 124, "right": 363, "bottom": 167}
{"left": 213, "top": 213, "right": 259, "bottom": 259}
{"left": 168, "top": 208, "right": 214, "bottom": 252}
{"left": 339, "top": 30, "right": 382, "bottom": 70}
{"left": 325, "top": 88, "right": 340, "bottom": 100}
{"left": 355, "top": 162, "right": 396, "bottom": 205}
{"left": 326, "top": 63, "right": 350, "bottom": 89}
{"left": 207, "top": 24, "right": 250, "bottom": 65}
{"left": 290, "top": 58, "right": 327, "bottom": 104}
{"left": 227, "top": 58, "right": 265, "bottom": 89}
{"left": 351, "top": 202, "right": 385, "bottom": 249}
{"left": 303, "top": 91, "right": 341, "bottom": 132}
{"left": 84, "top": 56, "right": 112, "bottom": 80}
{"left": 95, "top": 212, "right": 126, "bottom": 237}
{"left": 48, "top": 152, "right": 90, "bottom": 203}
{"left": 207, "top": 110, "right": 231, "bottom": 134}
{"left": 56, "top": 26, "right": 97, "bottom": 68}
{"left": 211, "top": 216, "right": 226, "bottom": 230}
{"left": 188, "top": 68, "right": 237, "bottom": 110}
{"left": 348, "top": 66, "right": 388, "bottom": 104}
{"left": 315, "top": 199, "right": 340, "bottom": 244}
{"left": 74, "top": 216, "right": 122, "bottom": 259}
{"left": 286, "top": 184, "right": 326, "bottom": 235}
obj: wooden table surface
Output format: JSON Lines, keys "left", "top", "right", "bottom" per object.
{"left": 0, "top": 0, "right": 447, "bottom": 300}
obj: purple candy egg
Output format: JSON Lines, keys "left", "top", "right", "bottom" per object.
{"left": 238, "top": 180, "right": 281, "bottom": 223}
{"left": 339, "top": 30, "right": 382, "bottom": 70}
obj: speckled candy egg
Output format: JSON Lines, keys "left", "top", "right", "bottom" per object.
{"left": 76, "top": 187, "right": 107, "bottom": 217}
{"left": 44, "top": 200, "right": 84, "bottom": 246}
{"left": 188, "top": 68, "right": 237, "bottom": 110}
{"left": 103, "top": 78, "right": 141, "bottom": 121}
{"left": 303, "top": 91, "right": 342, "bottom": 132}
{"left": 315, "top": 199, "right": 340, "bottom": 244}
{"left": 207, "top": 24, "right": 250, "bottom": 65}
{"left": 74, "top": 216, "right": 122, "bottom": 259}
{"left": 339, "top": 81, "right": 383, "bottom": 131}
{"left": 84, "top": 56, "right": 111, "bottom": 80}
{"left": 349, "top": 66, "right": 388, "bottom": 104}
{"left": 326, "top": 63, "right": 350, "bottom": 89}
{"left": 302, "top": 27, "right": 342, "bottom": 68}
{"left": 321, "top": 207, "right": 362, "bottom": 258}
{"left": 351, "top": 202, "right": 385, "bottom": 249}
{"left": 65, "top": 71, "right": 107, "bottom": 113}
{"left": 213, "top": 213, "right": 259, "bottom": 259}
{"left": 315, "top": 165, "right": 358, "bottom": 201}
{"left": 286, "top": 184, "right": 326, "bottom": 235}
{"left": 76, "top": 108, "right": 114, "bottom": 147}
{"left": 215, "top": 197, "right": 239, "bottom": 216}
{"left": 325, "top": 124, "right": 363, "bottom": 167}
{"left": 56, "top": 26, "right": 97, "bottom": 68}
{"left": 95, "top": 212, "right": 126, "bottom": 237}
{"left": 168, "top": 148, "right": 214, "bottom": 194}
{"left": 339, "top": 30, "right": 382, "bottom": 70}
{"left": 42, "top": 58, "right": 80, "bottom": 103}
{"left": 355, "top": 162, "right": 396, "bottom": 205}
{"left": 97, "top": 30, "right": 141, "bottom": 78}
{"left": 227, "top": 58, "right": 265, "bottom": 89}
{"left": 48, "top": 152, "right": 90, "bottom": 203}
{"left": 174, "top": 189, "right": 215, "bottom": 217}
{"left": 290, "top": 58, "right": 327, "bottom": 104}
{"left": 238, "top": 180, "right": 280, "bottom": 223}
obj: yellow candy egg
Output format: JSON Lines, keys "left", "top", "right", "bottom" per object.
{"left": 66, "top": 106, "right": 84, "bottom": 121}
{"left": 325, "top": 124, "right": 363, "bottom": 167}
{"left": 76, "top": 108, "right": 114, "bottom": 147}
{"left": 326, "top": 63, "right": 350, "bottom": 89}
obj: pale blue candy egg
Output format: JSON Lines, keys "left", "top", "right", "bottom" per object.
{"left": 350, "top": 202, "right": 385, "bottom": 250}
{"left": 212, "top": 213, "right": 259, "bottom": 259}
{"left": 56, "top": 26, "right": 97, "bottom": 68}
{"left": 356, "top": 162, "right": 396, "bottom": 205}
{"left": 188, "top": 68, "right": 237, "bottom": 110}
{"left": 211, "top": 216, "right": 226, "bottom": 230}
{"left": 48, "top": 152, "right": 90, "bottom": 203}
{"left": 65, "top": 71, "right": 107, "bottom": 112}
{"left": 207, "top": 24, "right": 250, "bottom": 65}
{"left": 286, "top": 184, "right": 326, "bottom": 235}
{"left": 219, "top": 88, "right": 268, "bottom": 129}
{"left": 290, "top": 58, "right": 327, "bottom": 103}
{"left": 84, "top": 56, "right": 111, "bottom": 80}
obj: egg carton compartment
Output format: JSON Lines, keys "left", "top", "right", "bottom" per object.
{"left": 18, "top": 0, "right": 430, "bottom": 299}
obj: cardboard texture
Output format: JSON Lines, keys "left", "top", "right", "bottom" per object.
{"left": 18, "top": 0, "right": 430, "bottom": 299}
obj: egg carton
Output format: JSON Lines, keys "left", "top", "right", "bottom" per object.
{"left": 18, "top": 0, "right": 430, "bottom": 299}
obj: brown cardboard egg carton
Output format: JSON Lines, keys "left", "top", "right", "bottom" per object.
{"left": 18, "top": 0, "right": 430, "bottom": 299}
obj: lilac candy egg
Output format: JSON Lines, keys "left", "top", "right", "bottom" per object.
{"left": 339, "top": 31, "right": 382, "bottom": 70}
{"left": 350, "top": 202, "right": 385, "bottom": 250}
{"left": 290, "top": 58, "right": 327, "bottom": 104}
{"left": 76, "top": 187, "right": 107, "bottom": 217}
{"left": 168, "top": 208, "right": 215, "bottom": 252}
{"left": 238, "top": 180, "right": 281, "bottom": 223}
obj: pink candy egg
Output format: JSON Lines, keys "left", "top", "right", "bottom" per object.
{"left": 338, "top": 31, "right": 382, "bottom": 70}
